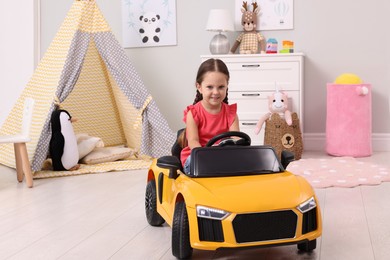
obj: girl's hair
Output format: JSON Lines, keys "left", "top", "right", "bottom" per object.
{"left": 193, "top": 58, "right": 230, "bottom": 105}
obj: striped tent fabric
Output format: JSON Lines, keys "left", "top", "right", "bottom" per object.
{"left": 0, "top": 0, "right": 175, "bottom": 173}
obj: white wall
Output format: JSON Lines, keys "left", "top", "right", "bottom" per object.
{"left": 4, "top": 0, "right": 390, "bottom": 149}
{"left": 0, "top": 1, "right": 37, "bottom": 127}
{"left": 96, "top": 0, "right": 390, "bottom": 136}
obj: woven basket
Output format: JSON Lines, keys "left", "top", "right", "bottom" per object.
{"left": 264, "top": 112, "right": 303, "bottom": 160}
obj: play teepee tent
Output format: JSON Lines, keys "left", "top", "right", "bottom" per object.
{"left": 0, "top": 0, "right": 176, "bottom": 172}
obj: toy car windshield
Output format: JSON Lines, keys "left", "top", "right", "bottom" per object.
{"left": 189, "top": 146, "right": 283, "bottom": 177}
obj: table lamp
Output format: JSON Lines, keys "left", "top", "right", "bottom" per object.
{"left": 206, "top": 9, "right": 234, "bottom": 55}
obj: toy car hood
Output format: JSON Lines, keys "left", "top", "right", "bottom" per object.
{"left": 181, "top": 171, "right": 314, "bottom": 212}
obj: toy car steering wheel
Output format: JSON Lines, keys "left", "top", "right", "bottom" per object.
{"left": 205, "top": 131, "right": 251, "bottom": 147}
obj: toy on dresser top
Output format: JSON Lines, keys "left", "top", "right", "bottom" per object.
{"left": 266, "top": 38, "right": 278, "bottom": 54}
{"left": 279, "top": 40, "right": 294, "bottom": 53}
{"left": 230, "top": 1, "right": 266, "bottom": 54}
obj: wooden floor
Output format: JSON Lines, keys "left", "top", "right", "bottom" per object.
{"left": 1, "top": 151, "right": 390, "bottom": 260}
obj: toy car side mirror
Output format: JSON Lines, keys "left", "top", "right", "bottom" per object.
{"left": 281, "top": 150, "right": 295, "bottom": 169}
{"left": 157, "top": 156, "right": 181, "bottom": 179}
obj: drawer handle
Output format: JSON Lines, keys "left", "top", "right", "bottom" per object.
{"left": 242, "top": 122, "right": 257, "bottom": 126}
{"left": 242, "top": 93, "right": 260, "bottom": 97}
{"left": 242, "top": 64, "right": 260, "bottom": 68}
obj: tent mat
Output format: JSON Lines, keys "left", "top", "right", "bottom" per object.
{"left": 33, "top": 158, "right": 152, "bottom": 179}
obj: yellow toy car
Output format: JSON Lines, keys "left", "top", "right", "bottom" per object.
{"left": 145, "top": 131, "right": 322, "bottom": 259}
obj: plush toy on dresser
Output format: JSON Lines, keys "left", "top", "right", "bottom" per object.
{"left": 230, "top": 1, "right": 266, "bottom": 54}
{"left": 49, "top": 104, "right": 80, "bottom": 171}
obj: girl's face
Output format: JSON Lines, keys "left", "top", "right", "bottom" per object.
{"left": 196, "top": 71, "right": 228, "bottom": 110}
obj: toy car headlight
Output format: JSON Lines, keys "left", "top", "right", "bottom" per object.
{"left": 297, "top": 197, "right": 317, "bottom": 213}
{"left": 196, "top": 205, "right": 230, "bottom": 220}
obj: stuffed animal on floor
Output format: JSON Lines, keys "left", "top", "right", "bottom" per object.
{"left": 50, "top": 108, "right": 80, "bottom": 171}
{"left": 264, "top": 112, "right": 303, "bottom": 160}
{"left": 230, "top": 1, "right": 266, "bottom": 54}
{"left": 255, "top": 90, "right": 292, "bottom": 135}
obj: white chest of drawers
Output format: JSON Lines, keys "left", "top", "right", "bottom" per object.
{"left": 201, "top": 53, "right": 304, "bottom": 145}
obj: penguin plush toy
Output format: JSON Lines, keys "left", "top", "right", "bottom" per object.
{"left": 50, "top": 109, "right": 80, "bottom": 171}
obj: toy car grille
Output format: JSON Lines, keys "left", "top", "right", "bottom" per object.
{"left": 302, "top": 208, "right": 317, "bottom": 234}
{"left": 232, "top": 210, "right": 297, "bottom": 243}
{"left": 197, "top": 218, "right": 224, "bottom": 242}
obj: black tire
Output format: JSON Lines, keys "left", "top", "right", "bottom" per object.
{"left": 298, "top": 239, "right": 317, "bottom": 252}
{"left": 145, "top": 180, "right": 165, "bottom": 226}
{"left": 172, "top": 201, "right": 193, "bottom": 259}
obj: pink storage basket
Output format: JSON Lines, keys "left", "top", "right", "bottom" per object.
{"left": 326, "top": 83, "right": 372, "bottom": 157}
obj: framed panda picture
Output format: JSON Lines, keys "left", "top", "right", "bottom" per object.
{"left": 121, "top": 0, "right": 177, "bottom": 48}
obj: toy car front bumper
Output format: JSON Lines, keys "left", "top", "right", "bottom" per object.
{"left": 187, "top": 206, "right": 322, "bottom": 251}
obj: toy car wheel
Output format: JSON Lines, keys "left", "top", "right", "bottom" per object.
{"left": 172, "top": 201, "right": 192, "bottom": 259}
{"left": 145, "top": 180, "right": 165, "bottom": 226}
{"left": 297, "top": 239, "right": 316, "bottom": 252}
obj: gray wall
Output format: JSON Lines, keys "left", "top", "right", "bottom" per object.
{"left": 39, "top": 0, "right": 390, "bottom": 135}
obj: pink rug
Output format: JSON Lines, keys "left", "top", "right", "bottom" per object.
{"left": 287, "top": 157, "right": 390, "bottom": 188}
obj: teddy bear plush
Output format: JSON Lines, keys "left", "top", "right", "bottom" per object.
{"left": 230, "top": 1, "right": 266, "bottom": 54}
{"left": 255, "top": 90, "right": 292, "bottom": 135}
{"left": 264, "top": 112, "right": 303, "bottom": 160}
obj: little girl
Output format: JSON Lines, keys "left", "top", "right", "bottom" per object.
{"left": 181, "top": 58, "right": 239, "bottom": 173}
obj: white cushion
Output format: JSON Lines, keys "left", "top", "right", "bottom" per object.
{"left": 80, "top": 147, "right": 133, "bottom": 165}
{"left": 76, "top": 134, "right": 104, "bottom": 159}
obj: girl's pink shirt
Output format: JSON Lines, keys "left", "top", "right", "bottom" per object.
{"left": 180, "top": 102, "right": 237, "bottom": 166}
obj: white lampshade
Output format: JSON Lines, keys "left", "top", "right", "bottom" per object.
{"left": 206, "top": 9, "right": 234, "bottom": 32}
{"left": 206, "top": 9, "right": 234, "bottom": 54}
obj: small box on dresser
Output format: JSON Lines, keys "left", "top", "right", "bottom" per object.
{"left": 201, "top": 53, "right": 304, "bottom": 145}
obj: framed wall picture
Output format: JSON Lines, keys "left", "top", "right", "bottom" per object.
{"left": 121, "top": 0, "right": 177, "bottom": 48}
{"left": 235, "top": 0, "right": 294, "bottom": 31}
